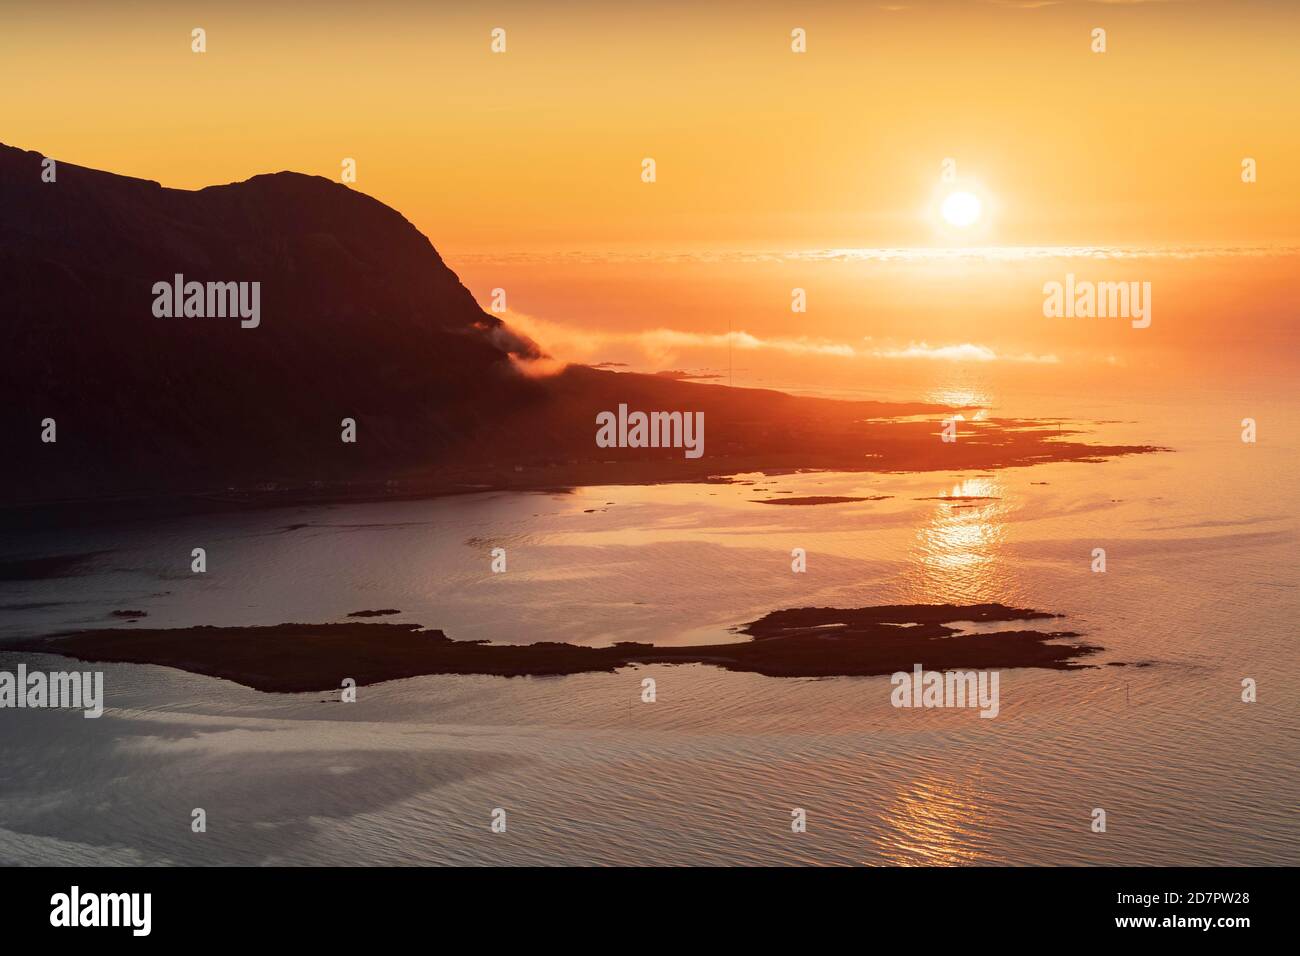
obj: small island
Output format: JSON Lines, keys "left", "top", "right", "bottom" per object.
{"left": 13, "top": 603, "right": 1102, "bottom": 693}
{"left": 751, "top": 495, "right": 892, "bottom": 506}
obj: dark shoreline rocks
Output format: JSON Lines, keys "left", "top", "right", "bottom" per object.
{"left": 12, "top": 603, "right": 1103, "bottom": 693}
{"left": 751, "top": 495, "right": 892, "bottom": 506}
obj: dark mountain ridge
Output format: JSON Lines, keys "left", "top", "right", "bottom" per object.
{"left": 1, "top": 142, "right": 541, "bottom": 501}
{"left": 1, "top": 144, "right": 1161, "bottom": 512}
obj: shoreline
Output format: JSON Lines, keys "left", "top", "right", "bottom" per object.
{"left": 10, "top": 603, "right": 1103, "bottom": 693}
{"left": 1, "top": 439, "right": 1165, "bottom": 533}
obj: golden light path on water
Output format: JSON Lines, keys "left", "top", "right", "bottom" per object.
{"left": 905, "top": 377, "right": 1013, "bottom": 605}
{"left": 907, "top": 478, "right": 1015, "bottom": 606}
{"left": 878, "top": 774, "right": 994, "bottom": 866}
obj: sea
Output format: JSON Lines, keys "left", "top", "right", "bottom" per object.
{"left": 1, "top": 247, "right": 1296, "bottom": 865}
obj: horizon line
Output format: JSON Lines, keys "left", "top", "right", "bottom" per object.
{"left": 450, "top": 243, "right": 1300, "bottom": 265}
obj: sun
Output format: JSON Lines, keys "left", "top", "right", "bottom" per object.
{"left": 940, "top": 190, "right": 983, "bottom": 228}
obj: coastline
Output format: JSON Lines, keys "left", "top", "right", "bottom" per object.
{"left": 0, "top": 421, "right": 1166, "bottom": 533}
{"left": 11, "top": 603, "right": 1102, "bottom": 692}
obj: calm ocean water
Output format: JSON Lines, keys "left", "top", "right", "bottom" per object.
{"left": 1, "top": 372, "right": 1295, "bottom": 866}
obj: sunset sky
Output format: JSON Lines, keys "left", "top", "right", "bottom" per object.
{"left": 3, "top": 0, "right": 1296, "bottom": 253}
{"left": 4, "top": 2, "right": 1297, "bottom": 882}
{"left": 3, "top": 0, "right": 1297, "bottom": 394}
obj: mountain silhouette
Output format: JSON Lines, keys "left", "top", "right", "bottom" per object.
{"left": 1, "top": 143, "right": 547, "bottom": 502}
{"left": 1, "top": 144, "right": 1159, "bottom": 510}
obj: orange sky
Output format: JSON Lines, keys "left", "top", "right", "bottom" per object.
{"left": 2, "top": 0, "right": 1296, "bottom": 252}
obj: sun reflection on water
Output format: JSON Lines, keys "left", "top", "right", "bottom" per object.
{"left": 906, "top": 478, "right": 1017, "bottom": 604}
{"left": 878, "top": 774, "right": 993, "bottom": 866}
{"left": 926, "top": 385, "right": 991, "bottom": 410}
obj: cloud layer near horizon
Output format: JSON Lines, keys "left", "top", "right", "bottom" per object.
{"left": 498, "top": 309, "right": 1061, "bottom": 373}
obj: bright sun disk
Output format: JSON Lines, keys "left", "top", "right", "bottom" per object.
{"left": 941, "top": 191, "right": 982, "bottom": 228}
